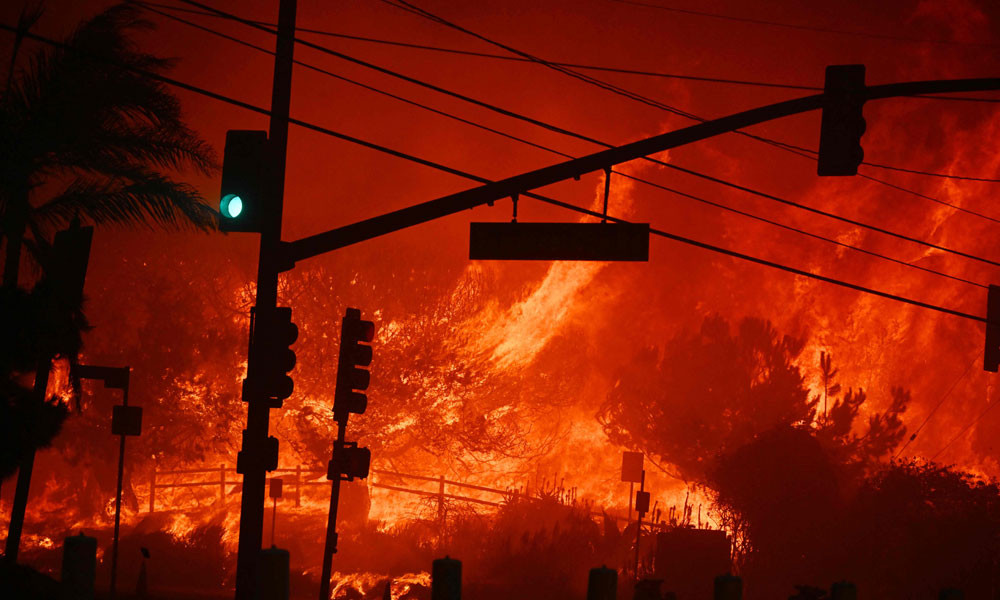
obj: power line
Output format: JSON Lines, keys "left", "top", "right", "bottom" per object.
{"left": 861, "top": 160, "right": 1000, "bottom": 183}
{"left": 616, "top": 172, "right": 988, "bottom": 289}
{"left": 4, "top": 22, "right": 985, "bottom": 325}
{"left": 930, "top": 385, "right": 1000, "bottom": 462}
{"left": 130, "top": 1, "right": 567, "bottom": 158}
{"left": 134, "top": 2, "right": 1000, "bottom": 106}
{"left": 136, "top": 0, "right": 822, "bottom": 92}
{"left": 164, "top": 0, "right": 1000, "bottom": 268}
{"left": 135, "top": 1, "right": 990, "bottom": 289}
{"left": 383, "top": 0, "right": 717, "bottom": 121}
{"left": 387, "top": 0, "right": 1000, "bottom": 184}
{"left": 892, "top": 357, "right": 977, "bottom": 459}
{"left": 382, "top": 0, "right": 1000, "bottom": 267}
{"left": 858, "top": 173, "right": 1000, "bottom": 226}
{"left": 168, "top": 0, "right": 1000, "bottom": 218}
{"left": 607, "top": 0, "right": 1000, "bottom": 48}
{"left": 572, "top": 199, "right": 987, "bottom": 324}
{"left": 382, "top": 0, "right": 1000, "bottom": 266}
{"left": 663, "top": 162, "right": 1000, "bottom": 268}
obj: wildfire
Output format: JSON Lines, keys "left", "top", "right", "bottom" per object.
{"left": 329, "top": 571, "right": 431, "bottom": 599}
{"left": 5, "top": 3, "right": 1000, "bottom": 597}
{"left": 471, "top": 174, "right": 637, "bottom": 369}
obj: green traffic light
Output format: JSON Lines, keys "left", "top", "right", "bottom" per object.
{"left": 220, "top": 193, "right": 243, "bottom": 219}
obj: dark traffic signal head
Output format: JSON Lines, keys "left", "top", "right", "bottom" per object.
{"left": 219, "top": 130, "right": 271, "bottom": 232}
{"left": 237, "top": 434, "right": 280, "bottom": 474}
{"left": 253, "top": 306, "right": 298, "bottom": 405}
{"left": 334, "top": 308, "right": 375, "bottom": 422}
{"left": 50, "top": 221, "right": 94, "bottom": 306}
{"left": 327, "top": 443, "right": 371, "bottom": 482}
{"left": 818, "top": 64, "right": 867, "bottom": 177}
{"left": 985, "top": 285, "right": 1000, "bottom": 372}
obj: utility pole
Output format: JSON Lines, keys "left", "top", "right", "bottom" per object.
{"left": 319, "top": 308, "right": 375, "bottom": 600}
{"left": 319, "top": 423, "right": 346, "bottom": 600}
{"left": 232, "top": 1, "right": 296, "bottom": 598}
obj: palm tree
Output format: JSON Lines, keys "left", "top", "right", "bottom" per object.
{"left": 0, "top": 2, "right": 217, "bottom": 477}
{"left": 1, "top": 2, "right": 218, "bottom": 288}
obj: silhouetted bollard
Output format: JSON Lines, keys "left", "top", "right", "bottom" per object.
{"left": 939, "top": 589, "right": 964, "bottom": 600}
{"left": 588, "top": 565, "right": 617, "bottom": 600}
{"left": 633, "top": 578, "right": 663, "bottom": 600}
{"left": 831, "top": 581, "right": 856, "bottom": 600}
{"left": 135, "top": 548, "right": 149, "bottom": 599}
{"left": 61, "top": 532, "right": 97, "bottom": 600}
{"left": 255, "top": 546, "right": 289, "bottom": 600}
{"left": 432, "top": 556, "right": 462, "bottom": 600}
{"left": 714, "top": 574, "right": 741, "bottom": 600}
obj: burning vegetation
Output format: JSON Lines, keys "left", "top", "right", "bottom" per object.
{"left": 8, "top": 236, "right": 1000, "bottom": 599}
{"left": 4, "top": 1, "right": 1000, "bottom": 599}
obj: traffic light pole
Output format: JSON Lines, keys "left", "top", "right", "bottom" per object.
{"left": 318, "top": 421, "right": 347, "bottom": 600}
{"left": 233, "top": 0, "right": 295, "bottom": 598}
{"left": 280, "top": 76, "right": 1000, "bottom": 267}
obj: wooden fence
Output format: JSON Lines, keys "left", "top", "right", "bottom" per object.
{"left": 148, "top": 465, "right": 513, "bottom": 514}
{"left": 146, "top": 464, "right": 658, "bottom": 527}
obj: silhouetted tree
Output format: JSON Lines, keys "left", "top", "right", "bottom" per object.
{"left": 708, "top": 425, "right": 843, "bottom": 595}
{"left": 597, "top": 315, "right": 814, "bottom": 481}
{"left": 1, "top": 4, "right": 216, "bottom": 279}
{"left": 0, "top": 3, "right": 215, "bottom": 479}
{"left": 818, "top": 351, "right": 840, "bottom": 424}
{"left": 276, "top": 264, "right": 560, "bottom": 473}
{"left": 600, "top": 319, "right": 919, "bottom": 595}
{"left": 849, "top": 459, "right": 1000, "bottom": 598}
{"left": 712, "top": 444, "right": 1000, "bottom": 598}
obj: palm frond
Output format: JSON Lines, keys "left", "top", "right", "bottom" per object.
{"left": 48, "top": 122, "right": 217, "bottom": 176}
{"left": 2, "top": 2, "right": 218, "bottom": 246}
{"left": 32, "top": 168, "right": 218, "bottom": 234}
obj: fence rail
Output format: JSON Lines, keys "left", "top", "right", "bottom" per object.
{"left": 147, "top": 464, "right": 669, "bottom": 528}
{"left": 148, "top": 464, "right": 515, "bottom": 514}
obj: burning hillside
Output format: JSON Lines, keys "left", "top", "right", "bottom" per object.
{"left": 3, "top": 0, "right": 1000, "bottom": 598}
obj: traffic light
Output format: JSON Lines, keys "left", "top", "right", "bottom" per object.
{"left": 219, "top": 130, "right": 271, "bottom": 232}
{"left": 817, "top": 64, "right": 867, "bottom": 176}
{"left": 50, "top": 220, "right": 94, "bottom": 306}
{"left": 327, "top": 443, "right": 371, "bottom": 482}
{"left": 985, "top": 285, "right": 1000, "bottom": 372}
{"left": 252, "top": 306, "right": 298, "bottom": 406}
{"left": 237, "top": 434, "right": 279, "bottom": 474}
{"left": 333, "top": 308, "right": 375, "bottom": 422}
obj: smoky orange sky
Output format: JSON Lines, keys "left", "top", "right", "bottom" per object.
{"left": 4, "top": 0, "right": 1000, "bottom": 528}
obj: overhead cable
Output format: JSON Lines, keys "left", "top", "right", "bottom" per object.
{"left": 4, "top": 21, "right": 985, "bottom": 325}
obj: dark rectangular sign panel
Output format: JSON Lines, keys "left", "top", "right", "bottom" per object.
{"left": 111, "top": 405, "right": 142, "bottom": 436}
{"left": 469, "top": 222, "right": 649, "bottom": 261}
